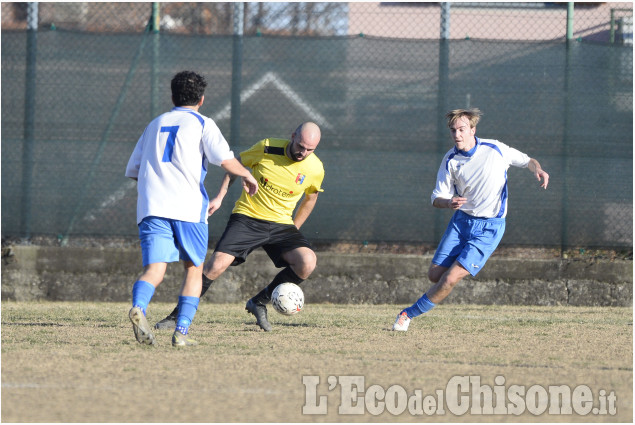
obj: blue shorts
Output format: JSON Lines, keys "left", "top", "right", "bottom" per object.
{"left": 432, "top": 210, "right": 506, "bottom": 276}
{"left": 138, "top": 216, "right": 208, "bottom": 267}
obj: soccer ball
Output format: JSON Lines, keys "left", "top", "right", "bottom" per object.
{"left": 271, "top": 282, "right": 304, "bottom": 315}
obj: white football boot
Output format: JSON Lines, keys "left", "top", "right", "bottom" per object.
{"left": 129, "top": 306, "right": 156, "bottom": 345}
{"left": 392, "top": 311, "right": 411, "bottom": 332}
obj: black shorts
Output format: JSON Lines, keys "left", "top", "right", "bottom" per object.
{"left": 214, "top": 213, "right": 313, "bottom": 267}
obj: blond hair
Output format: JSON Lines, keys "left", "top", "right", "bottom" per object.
{"left": 446, "top": 108, "right": 482, "bottom": 129}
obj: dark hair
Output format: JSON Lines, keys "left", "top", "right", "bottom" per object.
{"left": 171, "top": 71, "right": 207, "bottom": 106}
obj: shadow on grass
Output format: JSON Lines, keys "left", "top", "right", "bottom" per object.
{"left": 1, "top": 322, "right": 65, "bottom": 327}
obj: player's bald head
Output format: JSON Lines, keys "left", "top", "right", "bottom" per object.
{"left": 295, "top": 122, "right": 321, "bottom": 149}
{"left": 287, "top": 122, "right": 321, "bottom": 162}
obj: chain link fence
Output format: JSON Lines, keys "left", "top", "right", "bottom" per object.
{"left": 2, "top": 2, "right": 632, "bottom": 250}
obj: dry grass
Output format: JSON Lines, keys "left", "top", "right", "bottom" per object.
{"left": 1, "top": 301, "right": 632, "bottom": 422}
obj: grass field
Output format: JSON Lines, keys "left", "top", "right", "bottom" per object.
{"left": 1, "top": 301, "right": 632, "bottom": 423}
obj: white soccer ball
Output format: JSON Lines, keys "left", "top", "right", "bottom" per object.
{"left": 271, "top": 282, "right": 304, "bottom": 315}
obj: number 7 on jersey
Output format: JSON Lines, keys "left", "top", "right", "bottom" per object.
{"left": 161, "top": 126, "right": 179, "bottom": 162}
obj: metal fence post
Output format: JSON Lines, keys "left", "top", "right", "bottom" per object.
{"left": 566, "top": 2, "right": 574, "bottom": 40}
{"left": 151, "top": 2, "right": 160, "bottom": 118}
{"left": 440, "top": 2, "right": 450, "bottom": 40}
{"left": 21, "top": 2, "right": 38, "bottom": 239}
{"left": 610, "top": 8, "right": 616, "bottom": 44}
{"left": 230, "top": 2, "right": 244, "bottom": 145}
{"left": 434, "top": 2, "right": 451, "bottom": 242}
{"left": 561, "top": 3, "right": 575, "bottom": 253}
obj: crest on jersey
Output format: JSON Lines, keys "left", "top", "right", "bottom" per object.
{"left": 295, "top": 173, "right": 306, "bottom": 185}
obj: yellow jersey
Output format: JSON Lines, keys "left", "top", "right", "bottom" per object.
{"left": 232, "top": 138, "right": 324, "bottom": 224}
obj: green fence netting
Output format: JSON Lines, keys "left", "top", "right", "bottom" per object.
{"left": 2, "top": 3, "right": 632, "bottom": 249}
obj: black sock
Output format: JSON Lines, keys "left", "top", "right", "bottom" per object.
{"left": 201, "top": 274, "right": 214, "bottom": 297}
{"left": 166, "top": 305, "right": 179, "bottom": 319}
{"left": 167, "top": 274, "right": 214, "bottom": 319}
{"left": 253, "top": 266, "right": 304, "bottom": 305}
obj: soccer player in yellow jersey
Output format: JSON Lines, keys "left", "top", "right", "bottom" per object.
{"left": 155, "top": 122, "right": 324, "bottom": 331}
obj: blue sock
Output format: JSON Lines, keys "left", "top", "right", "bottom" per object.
{"left": 403, "top": 293, "right": 436, "bottom": 319}
{"left": 175, "top": 296, "right": 199, "bottom": 335}
{"left": 132, "top": 280, "right": 155, "bottom": 315}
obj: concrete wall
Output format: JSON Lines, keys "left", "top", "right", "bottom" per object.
{"left": 1, "top": 245, "right": 632, "bottom": 307}
{"left": 348, "top": 2, "right": 626, "bottom": 41}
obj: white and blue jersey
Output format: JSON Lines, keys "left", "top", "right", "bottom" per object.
{"left": 125, "top": 107, "right": 235, "bottom": 224}
{"left": 431, "top": 137, "right": 530, "bottom": 218}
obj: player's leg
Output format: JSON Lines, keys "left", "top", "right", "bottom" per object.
{"left": 392, "top": 214, "right": 463, "bottom": 331}
{"left": 426, "top": 262, "right": 471, "bottom": 302}
{"left": 252, "top": 246, "right": 315, "bottom": 305}
{"left": 393, "top": 214, "right": 505, "bottom": 331}
{"left": 428, "top": 263, "right": 449, "bottom": 283}
{"left": 247, "top": 226, "right": 315, "bottom": 331}
{"left": 203, "top": 250, "right": 238, "bottom": 280}
{"left": 132, "top": 262, "right": 167, "bottom": 313}
{"left": 155, "top": 214, "right": 259, "bottom": 330}
{"left": 393, "top": 261, "right": 471, "bottom": 331}
{"left": 130, "top": 262, "right": 167, "bottom": 345}
{"left": 172, "top": 260, "right": 204, "bottom": 347}
{"left": 154, "top": 251, "right": 236, "bottom": 330}
{"left": 130, "top": 217, "right": 178, "bottom": 344}
{"left": 246, "top": 247, "right": 314, "bottom": 332}
{"left": 169, "top": 219, "right": 209, "bottom": 346}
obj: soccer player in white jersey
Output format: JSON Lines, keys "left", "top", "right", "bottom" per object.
{"left": 125, "top": 71, "right": 258, "bottom": 346}
{"left": 392, "top": 108, "right": 550, "bottom": 331}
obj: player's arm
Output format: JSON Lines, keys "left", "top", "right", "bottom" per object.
{"left": 125, "top": 134, "right": 144, "bottom": 182}
{"left": 293, "top": 191, "right": 319, "bottom": 229}
{"left": 527, "top": 158, "right": 549, "bottom": 189}
{"left": 506, "top": 144, "right": 549, "bottom": 190}
{"left": 207, "top": 172, "right": 235, "bottom": 216}
{"left": 208, "top": 158, "right": 257, "bottom": 216}
{"left": 431, "top": 157, "right": 465, "bottom": 210}
{"left": 433, "top": 196, "right": 466, "bottom": 210}
{"left": 220, "top": 157, "right": 258, "bottom": 196}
